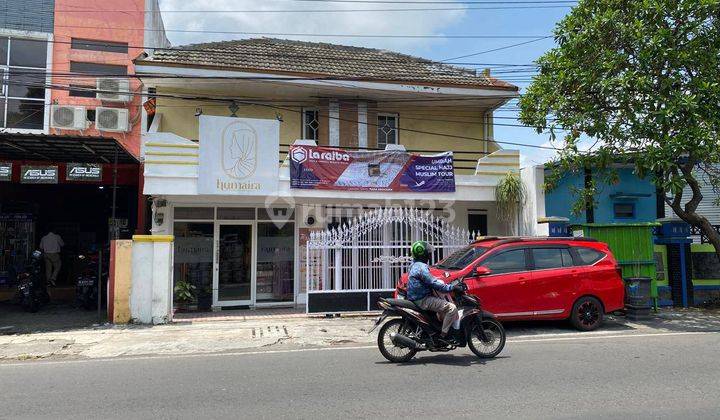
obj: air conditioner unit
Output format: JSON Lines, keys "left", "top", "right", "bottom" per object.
{"left": 50, "top": 105, "right": 88, "bottom": 130}
{"left": 96, "top": 78, "right": 131, "bottom": 102}
{"left": 95, "top": 107, "right": 129, "bottom": 132}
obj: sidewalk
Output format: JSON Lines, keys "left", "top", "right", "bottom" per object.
{"left": 1, "top": 308, "right": 718, "bottom": 361}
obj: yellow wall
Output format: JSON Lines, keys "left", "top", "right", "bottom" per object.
{"left": 157, "top": 96, "right": 303, "bottom": 145}
{"left": 381, "top": 106, "right": 498, "bottom": 174}
{"left": 155, "top": 93, "right": 500, "bottom": 175}
{"left": 111, "top": 240, "right": 133, "bottom": 324}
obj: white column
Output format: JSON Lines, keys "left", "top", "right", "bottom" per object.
{"left": 357, "top": 101, "right": 368, "bottom": 148}
{"left": 329, "top": 99, "right": 340, "bottom": 147}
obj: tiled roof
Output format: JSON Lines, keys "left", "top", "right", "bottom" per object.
{"left": 141, "top": 38, "right": 518, "bottom": 90}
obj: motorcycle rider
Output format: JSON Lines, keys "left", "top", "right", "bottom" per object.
{"left": 406, "top": 241, "right": 463, "bottom": 342}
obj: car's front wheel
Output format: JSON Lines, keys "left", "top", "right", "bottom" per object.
{"left": 570, "top": 296, "right": 604, "bottom": 331}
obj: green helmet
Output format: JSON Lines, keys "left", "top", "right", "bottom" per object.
{"left": 411, "top": 240, "right": 433, "bottom": 262}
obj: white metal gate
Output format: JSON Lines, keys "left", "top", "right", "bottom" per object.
{"left": 306, "top": 207, "right": 474, "bottom": 313}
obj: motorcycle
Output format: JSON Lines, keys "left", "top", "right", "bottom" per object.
{"left": 15, "top": 250, "right": 50, "bottom": 313}
{"left": 75, "top": 254, "right": 99, "bottom": 310}
{"left": 373, "top": 276, "right": 506, "bottom": 362}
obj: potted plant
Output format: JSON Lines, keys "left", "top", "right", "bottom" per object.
{"left": 495, "top": 171, "right": 526, "bottom": 236}
{"left": 197, "top": 285, "right": 213, "bottom": 311}
{"left": 174, "top": 280, "right": 196, "bottom": 312}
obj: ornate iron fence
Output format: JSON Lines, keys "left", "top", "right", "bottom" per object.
{"left": 306, "top": 207, "right": 476, "bottom": 313}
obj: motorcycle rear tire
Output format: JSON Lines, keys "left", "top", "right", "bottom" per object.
{"left": 24, "top": 297, "right": 39, "bottom": 313}
{"left": 377, "top": 318, "right": 417, "bottom": 363}
{"left": 468, "top": 319, "right": 505, "bottom": 359}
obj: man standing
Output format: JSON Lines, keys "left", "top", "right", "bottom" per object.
{"left": 40, "top": 229, "right": 64, "bottom": 286}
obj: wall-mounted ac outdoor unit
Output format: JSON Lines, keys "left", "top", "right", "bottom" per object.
{"left": 95, "top": 107, "right": 129, "bottom": 132}
{"left": 50, "top": 105, "right": 88, "bottom": 130}
{"left": 96, "top": 78, "right": 131, "bottom": 102}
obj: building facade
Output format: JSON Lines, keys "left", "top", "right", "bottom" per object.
{"left": 544, "top": 166, "right": 661, "bottom": 224}
{"left": 0, "top": 1, "right": 167, "bottom": 295}
{"left": 135, "top": 38, "right": 522, "bottom": 311}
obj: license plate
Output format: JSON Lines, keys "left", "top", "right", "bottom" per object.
{"left": 77, "top": 279, "right": 95, "bottom": 287}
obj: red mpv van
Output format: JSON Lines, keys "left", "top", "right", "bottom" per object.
{"left": 397, "top": 237, "right": 625, "bottom": 331}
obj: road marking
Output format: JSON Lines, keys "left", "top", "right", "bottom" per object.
{"left": 510, "top": 331, "right": 719, "bottom": 344}
{"left": 1, "top": 330, "right": 718, "bottom": 368}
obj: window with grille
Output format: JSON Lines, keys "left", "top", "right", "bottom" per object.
{"left": 0, "top": 36, "right": 48, "bottom": 130}
{"left": 302, "top": 108, "right": 319, "bottom": 140}
{"left": 377, "top": 114, "right": 398, "bottom": 148}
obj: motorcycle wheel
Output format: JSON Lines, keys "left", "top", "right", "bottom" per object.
{"left": 24, "top": 297, "right": 39, "bottom": 313}
{"left": 468, "top": 319, "right": 506, "bottom": 359}
{"left": 377, "top": 318, "right": 417, "bottom": 363}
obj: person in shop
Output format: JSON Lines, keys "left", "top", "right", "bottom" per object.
{"left": 39, "top": 229, "right": 64, "bottom": 287}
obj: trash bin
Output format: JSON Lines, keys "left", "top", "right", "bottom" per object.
{"left": 624, "top": 276, "right": 652, "bottom": 308}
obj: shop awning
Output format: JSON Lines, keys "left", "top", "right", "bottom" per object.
{"left": 0, "top": 133, "right": 138, "bottom": 164}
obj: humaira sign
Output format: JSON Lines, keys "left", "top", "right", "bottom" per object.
{"left": 290, "top": 145, "right": 455, "bottom": 192}
{"left": 198, "top": 116, "right": 280, "bottom": 195}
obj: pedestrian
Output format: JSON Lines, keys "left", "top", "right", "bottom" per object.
{"left": 40, "top": 229, "right": 64, "bottom": 287}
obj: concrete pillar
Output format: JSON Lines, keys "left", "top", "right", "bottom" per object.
{"left": 357, "top": 101, "right": 368, "bottom": 148}
{"left": 329, "top": 99, "right": 340, "bottom": 147}
{"left": 110, "top": 240, "right": 133, "bottom": 324}
{"left": 654, "top": 219, "right": 693, "bottom": 307}
{"left": 129, "top": 235, "right": 175, "bottom": 324}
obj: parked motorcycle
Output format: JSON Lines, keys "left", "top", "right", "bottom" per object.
{"left": 75, "top": 254, "right": 99, "bottom": 310}
{"left": 373, "top": 276, "right": 506, "bottom": 362}
{"left": 15, "top": 250, "right": 50, "bottom": 313}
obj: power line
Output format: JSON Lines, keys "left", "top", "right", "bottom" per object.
{"left": 441, "top": 36, "right": 553, "bottom": 61}
{"left": 55, "top": 5, "right": 574, "bottom": 13}
{"left": 53, "top": 24, "right": 549, "bottom": 38}
{"left": 1, "top": 78, "right": 557, "bottom": 151}
{"left": 14, "top": 37, "right": 539, "bottom": 73}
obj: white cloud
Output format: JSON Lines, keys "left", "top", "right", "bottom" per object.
{"left": 158, "top": 0, "right": 467, "bottom": 53}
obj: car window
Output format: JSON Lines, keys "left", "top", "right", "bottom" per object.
{"left": 482, "top": 249, "right": 527, "bottom": 274}
{"left": 575, "top": 247, "right": 606, "bottom": 265}
{"left": 532, "top": 248, "right": 574, "bottom": 269}
{"left": 435, "top": 246, "right": 487, "bottom": 270}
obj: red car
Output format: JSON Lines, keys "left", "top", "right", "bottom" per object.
{"left": 397, "top": 237, "right": 625, "bottom": 331}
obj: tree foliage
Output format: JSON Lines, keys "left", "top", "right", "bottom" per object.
{"left": 519, "top": 0, "right": 720, "bottom": 255}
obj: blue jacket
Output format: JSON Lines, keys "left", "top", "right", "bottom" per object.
{"left": 406, "top": 261, "right": 453, "bottom": 301}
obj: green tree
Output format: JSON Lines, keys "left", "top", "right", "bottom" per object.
{"left": 519, "top": 0, "right": 720, "bottom": 256}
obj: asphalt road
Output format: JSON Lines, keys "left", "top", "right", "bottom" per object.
{"left": 2, "top": 331, "right": 719, "bottom": 419}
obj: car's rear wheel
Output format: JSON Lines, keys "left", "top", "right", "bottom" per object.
{"left": 570, "top": 296, "right": 604, "bottom": 331}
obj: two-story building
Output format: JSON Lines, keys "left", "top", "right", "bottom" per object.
{"left": 0, "top": 1, "right": 167, "bottom": 297}
{"left": 135, "top": 38, "right": 522, "bottom": 311}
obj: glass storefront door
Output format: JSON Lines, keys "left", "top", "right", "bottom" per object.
{"left": 256, "top": 222, "right": 295, "bottom": 302}
{"left": 215, "top": 223, "right": 253, "bottom": 305}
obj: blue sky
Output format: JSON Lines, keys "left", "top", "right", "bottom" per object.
{"left": 158, "top": 1, "right": 575, "bottom": 167}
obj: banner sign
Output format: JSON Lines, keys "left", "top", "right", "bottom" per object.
{"left": 21, "top": 165, "right": 58, "bottom": 184}
{"left": 198, "top": 115, "right": 280, "bottom": 195}
{"left": 0, "top": 162, "right": 11, "bottom": 181}
{"left": 67, "top": 163, "right": 103, "bottom": 181}
{"left": 290, "top": 146, "right": 455, "bottom": 192}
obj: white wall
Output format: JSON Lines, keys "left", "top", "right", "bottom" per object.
{"left": 129, "top": 239, "right": 174, "bottom": 324}
{"left": 520, "top": 165, "right": 548, "bottom": 237}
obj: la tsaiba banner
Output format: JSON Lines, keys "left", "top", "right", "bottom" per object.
{"left": 289, "top": 146, "right": 455, "bottom": 192}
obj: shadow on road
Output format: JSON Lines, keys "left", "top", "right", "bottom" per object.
{"left": 377, "top": 354, "right": 510, "bottom": 367}
{"left": 0, "top": 302, "right": 106, "bottom": 335}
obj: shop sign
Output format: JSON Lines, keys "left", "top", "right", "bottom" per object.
{"left": 290, "top": 146, "right": 455, "bottom": 192}
{"left": 174, "top": 237, "right": 213, "bottom": 264}
{"left": 67, "top": 163, "right": 103, "bottom": 181}
{"left": 198, "top": 116, "right": 280, "bottom": 195}
{"left": 0, "top": 162, "right": 11, "bottom": 181}
{"left": 21, "top": 165, "right": 58, "bottom": 184}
